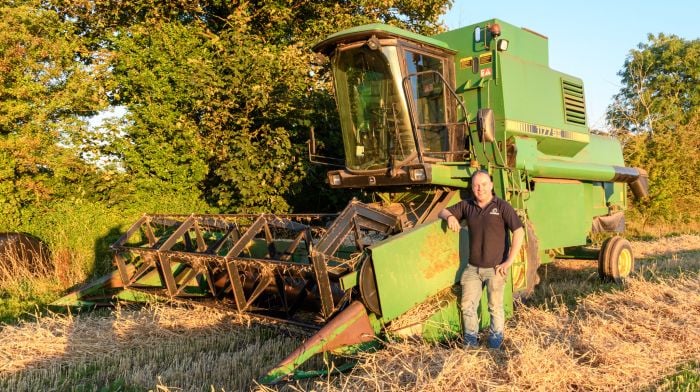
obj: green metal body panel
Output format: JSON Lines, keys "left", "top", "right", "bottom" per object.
{"left": 513, "top": 135, "right": 626, "bottom": 179}
{"left": 430, "top": 163, "right": 471, "bottom": 187}
{"left": 369, "top": 219, "right": 463, "bottom": 322}
{"left": 433, "top": 19, "right": 589, "bottom": 159}
{"left": 499, "top": 58, "right": 587, "bottom": 140}
{"left": 525, "top": 181, "right": 591, "bottom": 250}
{"left": 605, "top": 182, "right": 627, "bottom": 210}
{"left": 434, "top": 19, "right": 549, "bottom": 68}
{"left": 339, "top": 271, "right": 359, "bottom": 291}
{"left": 419, "top": 299, "right": 462, "bottom": 341}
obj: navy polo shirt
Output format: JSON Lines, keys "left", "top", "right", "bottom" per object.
{"left": 446, "top": 196, "right": 523, "bottom": 268}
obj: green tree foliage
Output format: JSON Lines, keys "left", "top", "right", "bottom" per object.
{"left": 607, "top": 34, "right": 700, "bottom": 226}
{"left": 0, "top": 1, "right": 454, "bottom": 315}
{"left": 0, "top": 1, "right": 107, "bottom": 228}
{"left": 58, "top": 0, "right": 452, "bottom": 213}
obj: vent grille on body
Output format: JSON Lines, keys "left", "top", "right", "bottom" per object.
{"left": 561, "top": 79, "right": 586, "bottom": 125}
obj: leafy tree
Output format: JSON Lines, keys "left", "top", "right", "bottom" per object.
{"left": 0, "top": 0, "right": 106, "bottom": 228}
{"left": 607, "top": 34, "right": 700, "bottom": 226}
{"left": 58, "top": 0, "right": 452, "bottom": 213}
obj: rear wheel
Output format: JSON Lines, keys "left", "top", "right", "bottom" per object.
{"left": 598, "top": 236, "right": 634, "bottom": 283}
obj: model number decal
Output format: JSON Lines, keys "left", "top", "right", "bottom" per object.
{"left": 505, "top": 120, "right": 589, "bottom": 142}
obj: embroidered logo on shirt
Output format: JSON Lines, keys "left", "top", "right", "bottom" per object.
{"left": 490, "top": 208, "right": 500, "bottom": 215}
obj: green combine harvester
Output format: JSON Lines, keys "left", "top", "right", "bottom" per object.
{"left": 54, "top": 19, "right": 648, "bottom": 383}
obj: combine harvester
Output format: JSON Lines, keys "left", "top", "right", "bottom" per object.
{"left": 54, "top": 19, "right": 648, "bottom": 383}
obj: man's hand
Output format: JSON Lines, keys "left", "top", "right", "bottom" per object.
{"left": 496, "top": 227, "right": 524, "bottom": 277}
{"left": 495, "top": 260, "right": 512, "bottom": 277}
{"left": 446, "top": 215, "right": 461, "bottom": 232}
{"left": 438, "top": 209, "right": 461, "bottom": 232}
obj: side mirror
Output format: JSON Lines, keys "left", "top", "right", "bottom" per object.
{"left": 477, "top": 108, "right": 495, "bottom": 142}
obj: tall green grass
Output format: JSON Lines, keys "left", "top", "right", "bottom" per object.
{"left": 657, "top": 361, "right": 700, "bottom": 392}
{"left": 0, "top": 193, "right": 213, "bottom": 323}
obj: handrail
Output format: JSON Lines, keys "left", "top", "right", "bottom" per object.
{"left": 401, "top": 70, "right": 476, "bottom": 162}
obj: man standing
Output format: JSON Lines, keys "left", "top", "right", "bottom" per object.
{"left": 438, "top": 170, "right": 524, "bottom": 349}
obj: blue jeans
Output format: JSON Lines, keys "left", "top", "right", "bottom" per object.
{"left": 460, "top": 264, "right": 505, "bottom": 336}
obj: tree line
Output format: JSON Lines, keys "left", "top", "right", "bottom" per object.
{"left": 608, "top": 33, "right": 700, "bottom": 227}
{"left": 1, "top": 0, "right": 449, "bottom": 228}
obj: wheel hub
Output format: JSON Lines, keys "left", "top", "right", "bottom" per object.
{"left": 618, "top": 248, "right": 632, "bottom": 276}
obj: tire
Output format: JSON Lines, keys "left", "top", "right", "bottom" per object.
{"left": 597, "top": 236, "right": 614, "bottom": 280}
{"left": 598, "top": 236, "right": 634, "bottom": 283}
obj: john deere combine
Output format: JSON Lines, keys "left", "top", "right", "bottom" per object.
{"left": 55, "top": 19, "right": 648, "bottom": 383}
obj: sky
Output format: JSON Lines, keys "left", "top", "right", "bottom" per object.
{"left": 441, "top": 0, "right": 700, "bottom": 130}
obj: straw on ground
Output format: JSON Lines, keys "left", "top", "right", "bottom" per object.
{"left": 1, "top": 235, "right": 699, "bottom": 391}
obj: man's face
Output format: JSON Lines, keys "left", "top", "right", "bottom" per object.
{"left": 471, "top": 172, "right": 493, "bottom": 203}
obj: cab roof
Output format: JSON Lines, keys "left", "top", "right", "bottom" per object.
{"left": 312, "top": 23, "right": 453, "bottom": 54}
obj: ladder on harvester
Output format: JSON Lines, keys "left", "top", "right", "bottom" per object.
{"left": 503, "top": 167, "right": 540, "bottom": 297}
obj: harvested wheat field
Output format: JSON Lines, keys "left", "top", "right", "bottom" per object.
{"left": 1, "top": 235, "right": 699, "bottom": 391}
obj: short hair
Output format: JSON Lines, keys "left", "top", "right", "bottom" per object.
{"left": 471, "top": 169, "right": 491, "bottom": 183}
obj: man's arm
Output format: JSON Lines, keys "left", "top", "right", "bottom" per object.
{"left": 438, "top": 209, "right": 461, "bottom": 232}
{"left": 495, "top": 227, "right": 524, "bottom": 277}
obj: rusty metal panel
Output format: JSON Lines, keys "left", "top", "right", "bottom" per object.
{"left": 368, "top": 219, "right": 462, "bottom": 321}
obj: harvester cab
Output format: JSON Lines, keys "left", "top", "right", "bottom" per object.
{"left": 54, "top": 19, "right": 649, "bottom": 384}
{"left": 314, "top": 23, "right": 473, "bottom": 191}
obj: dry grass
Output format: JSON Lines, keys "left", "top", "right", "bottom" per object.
{"left": 0, "top": 243, "right": 64, "bottom": 322}
{"left": 297, "top": 235, "right": 700, "bottom": 392}
{"left": 626, "top": 217, "right": 700, "bottom": 239}
{"left": 0, "top": 242, "right": 55, "bottom": 293}
{"left": 0, "top": 302, "right": 311, "bottom": 391}
{"left": 311, "top": 276, "right": 700, "bottom": 391}
{"left": 389, "top": 287, "right": 457, "bottom": 332}
{"left": 1, "top": 235, "right": 699, "bottom": 391}
{"left": 630, "top": 234, "right": 700, "bottom": 258}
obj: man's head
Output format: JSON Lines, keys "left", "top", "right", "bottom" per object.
{"left": 471, "top": 170, "right": 494, "bottom": 204}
